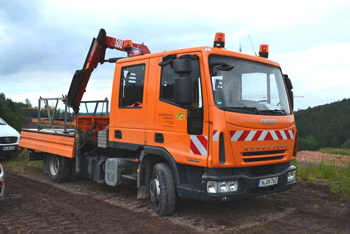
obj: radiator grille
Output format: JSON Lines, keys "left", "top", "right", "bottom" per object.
{"left": 0, "top": 137, "right": 18, "bottom": 144}
{"left": 242, "top": 150, "right": 285, "bottom": 162}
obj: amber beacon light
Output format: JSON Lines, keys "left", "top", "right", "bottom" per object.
{"left": 259, "top": 44, "right": 269, "bottom": 58}
{"left": 123, "top": 40, "right": 133, "bottom": 56}
{"left": 213, "top": 32, "right": 225, "bottom": 48}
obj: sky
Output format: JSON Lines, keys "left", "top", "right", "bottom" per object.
{"left": 1, "top": 0, "right": 350, "bottom": 111}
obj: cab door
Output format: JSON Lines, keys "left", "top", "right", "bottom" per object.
{"left": 154, "top": 52, "right": 209, "bottom": 167}
{"left": 109, "top": 59, "right": 149, "bottom": 146}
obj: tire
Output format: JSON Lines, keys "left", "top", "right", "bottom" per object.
{"left": 47, "top": 155, "right": 71, "bottom": 183}
{"left": 150, "top": 163, "right": 175, "bottom": 216}
{"left": 67, "top": 164, "right": 80, "bottom": 182}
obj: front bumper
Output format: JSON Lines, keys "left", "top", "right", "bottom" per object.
{"left": 177, "top": 163, "right": 296, "bottom": 202}
{"left": 0, "top": 145, "right": 22, "bottom": 157}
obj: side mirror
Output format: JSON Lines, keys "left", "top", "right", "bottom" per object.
{"left": 284, "top": 74, "right": 294, "bottom": 110}
{"left": 173, "top": 58, "right": 193, "bottom": 105}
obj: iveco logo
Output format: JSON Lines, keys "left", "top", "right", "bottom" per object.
{"left": 5, "top": 137, "right": 10, "bottom": 143}
{"left": 260, "top": 119, "right": 276, "bottom": 125}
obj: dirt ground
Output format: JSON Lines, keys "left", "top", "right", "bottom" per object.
{"left": 0, "top": 151, "right": 349, "bottom": 233}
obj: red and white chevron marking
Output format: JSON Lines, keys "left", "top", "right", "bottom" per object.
{"left": 190, "top": 135, "right": 208, "bottom": 155}
{"left": 212, "top": 130, "right": 219, "bottom": 141}
{"left": 230, "top": 130, "right": 294, "bottom": 141}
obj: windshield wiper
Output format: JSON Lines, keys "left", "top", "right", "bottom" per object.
{"left": 259, "top": 109, "right": 286, "bottom": 115}
{"left": 221, "top": 106, "right": 260, "bottom": 114}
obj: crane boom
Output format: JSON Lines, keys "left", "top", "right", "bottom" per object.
{"left": 66, "top": 29, "right": 151, "bottom": 113}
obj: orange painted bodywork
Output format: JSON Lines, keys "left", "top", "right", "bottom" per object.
{"left": 20, "top": 46, "right": 297, "bottom": 170}
{"left": 75, "top": 116, "right": 109, "bottom": 131}
{"left": 20, "top": 130, "right": 75, "bottom": 158}
{"left": 31, "top": 119, "right": 75, "bottom": 126}
{"left": 108, "top": 47, "right": 297, "bottom": 168}
{"left": 19, "top": 115, "right": 109, "bottom": 158}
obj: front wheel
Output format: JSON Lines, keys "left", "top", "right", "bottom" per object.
{"left": 47, "top": 155, "right": 71, "bottom": 183}
{"left": 150, "top": 163, "right": 175, "bottom": 216}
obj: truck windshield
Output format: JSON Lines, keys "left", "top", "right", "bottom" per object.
{"left": 209, "top": 55, "right": 291, "bottom": 115}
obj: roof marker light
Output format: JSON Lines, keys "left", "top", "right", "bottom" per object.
{"left": 213, "top": 32, "right": 225, "bottom": 48}
{"left": 123, "top": 40, "right": 133, "bottom": 56}
{"left": 259, "top": 44, "right": 269, "bottom": 58}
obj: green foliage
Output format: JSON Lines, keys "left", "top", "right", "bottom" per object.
{"left": 295, "top": 98, "right": 350, "bottom": 151}
{"left": 315, "top": 160, "right": 338, "bottom": 179}
{"left": 330, "top": 179, "right": 350, "bottom": 199}
{"left": 292, "top": 161, "right": 313, "bottom": 180}
{"left": 298, "top": 134, "right": 319, "bottom": 151}
{"left": 319, "top": 147, "right": 350, "bottom": 156}
{"left": 0, "top": 93, "right": 28, "bottom": 131}
{"left": 341, "top": 139, "right": 350, "bottom": 149}
{"left": 2, "top": 149, "right": 42, "bottom": 173}
{"left": 330, "top": 162, "right": 350, "bottom": 198}
{"left": 0, "top": 92, "right": 70, "bottom": 130}
{"left": 294, "top": 157, "right": 350, "bottom": 198}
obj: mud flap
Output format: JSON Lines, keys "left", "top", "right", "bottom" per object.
{"left": 137, "top": 185, "right": 149, "bottom": 199}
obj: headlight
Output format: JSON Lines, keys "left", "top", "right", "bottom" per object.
{"left": 219, "top": 182, "right": 227, "bottom": 192}
{"left": 207, "top": 180, "right": 238, "bottom": 194}
{"left": 287, "top": 170, "right": 296, "bottom": 183}
{"left": 207, "top": 181, "right": 217, "bottom": 193}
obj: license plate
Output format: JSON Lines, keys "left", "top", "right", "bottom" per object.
{"left": 2, "top": 146, "right": 15, "bottom": 151}
{"left": 258, "top": 177, "right": 278, "bottom": 187}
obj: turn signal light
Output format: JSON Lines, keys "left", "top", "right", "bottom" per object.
{"left": 259, "top": 44, "right": 269, "bottom": 58}
{"left": 213, "top": 32, "right": 225, "bottom": 48}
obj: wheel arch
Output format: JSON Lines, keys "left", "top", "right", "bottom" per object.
{"left": 138, "top": 146, "right": 180, "bottom": 191}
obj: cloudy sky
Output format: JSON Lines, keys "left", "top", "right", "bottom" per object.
{"left": 1, "top": 0, "right": 350, "bottom": 111}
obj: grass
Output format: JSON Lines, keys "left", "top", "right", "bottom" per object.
{"left": 2, "top": 149, "right": 42, "bottom": 173}
{"left": 319, "top": 147, "right": 350, "bottom": 156}
{"left": 293, "top": 152, "right": 350, "bottom": 199}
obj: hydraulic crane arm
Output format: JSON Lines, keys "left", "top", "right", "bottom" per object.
{"left": 66, "top": 28, "right": 151, "bottom": 113}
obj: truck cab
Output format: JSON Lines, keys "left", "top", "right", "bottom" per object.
{"left": 108, "top": 44, "right": 297, "bottom": 207}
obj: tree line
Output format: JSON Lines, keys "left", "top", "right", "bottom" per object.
{"left": 0, "top": 93, "right": 68, "bottom": 131}
{"left": 295, "top": 98, "right": 350, "bottom": 150}
{"left": 0, "top": 93, "right": 29, "bottom": 131}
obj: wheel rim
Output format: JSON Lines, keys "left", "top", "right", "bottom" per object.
{"left": 150, "top": 175, "right": 160, "bottom": 204}
{"left": 49, "top": 156, "right": 59, "bottom": 176}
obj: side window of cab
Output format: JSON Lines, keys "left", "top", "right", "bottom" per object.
{"left": 160, "top": 60, "right": 202, "bottom": 108}
{"left": 159, "top": 57, "right": 203, "bottom": 135}
{"left": 119, "top": 64, "right": 145, "bottom": 108}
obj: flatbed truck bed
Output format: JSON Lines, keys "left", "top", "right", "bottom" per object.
{"left": 20, "top": 129, "right": 75, "bottom": 158}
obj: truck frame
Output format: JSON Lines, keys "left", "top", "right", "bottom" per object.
{"left": 20, "top": 29, "right": 297, "bottom": 216}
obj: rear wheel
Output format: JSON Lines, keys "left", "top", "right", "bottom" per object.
{"left": 47, "top": 155, "right": 70, "bottom": 183}
{"left": 150, "top": 163, "right": 175, "bottom": 216}
{"left": 68, "top": 164, "right": 80, "bottom": 182}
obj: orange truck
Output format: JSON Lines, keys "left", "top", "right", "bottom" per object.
{"left": 20, "top": 29, "right": 297, "bottom": 216}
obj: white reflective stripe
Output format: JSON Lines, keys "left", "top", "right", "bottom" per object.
{"left": 280, "top": 130, "right": 288, "bottom": 140}
{"left": 212, "top": 131, "right": 219, "bottom": 141}
{"left": 270, "top": 131, "right": 279, "bottom": 140}
{"left": 288, "top": 130, "right": 294, "bottom": 139}
{"left": 258, "top": 131, "right": 268, "bottom": 141}
{"left": 231, "top": 131, "right": 243, "bottom": 141}
{"left": 245, "top": 131, "right": 257, "bottom": 141}
{"left": 191, "top": 136, "right": 207, "bottom": 155}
